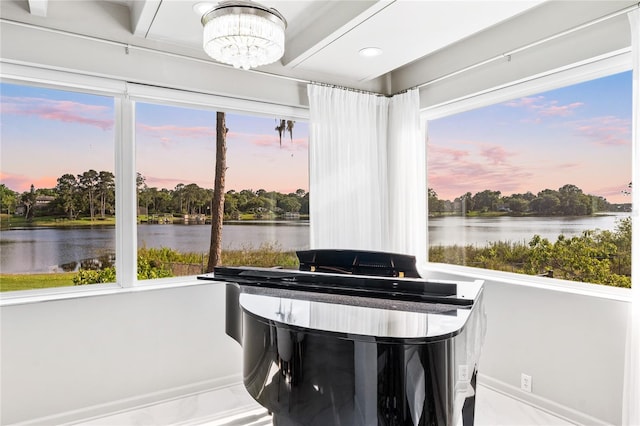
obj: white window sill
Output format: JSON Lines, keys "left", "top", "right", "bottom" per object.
{"left": 423, "top": 262, "right": 632, "bottom": 303}
{"left": 2, "top": 265, "right": 632, "bottom": 307}
{"left": 0, "top": 275, "right": 219, "bottom": 307}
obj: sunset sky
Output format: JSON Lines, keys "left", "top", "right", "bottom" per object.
{"left": 428, "top": 71, "right": 632, "bottom": 204}
{"left": 0, "top": 70, "right": 633, "bottom": 203}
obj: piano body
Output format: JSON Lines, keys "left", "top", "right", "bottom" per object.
{"left": 198, "top": 249, "right": 486, "bottom": 426}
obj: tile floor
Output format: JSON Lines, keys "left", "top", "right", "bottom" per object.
{"left": 71, "top": 382, "right": 575, "bottom": 426}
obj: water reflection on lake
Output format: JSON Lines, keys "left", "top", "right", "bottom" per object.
{"left": 0, "top": 214, "right": 629, "bottom": 273}
{"left": 427, "top": 214, "right": 629, "bottom": 246}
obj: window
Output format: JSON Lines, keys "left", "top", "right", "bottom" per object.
{"left": 0, "top": 76, "right": 310, "bottom": 292}
{"left": 426, "top": 71, "right": 632, "bottom": 288}
{"left": 133, "top": 102, "right": 310, "bottom": 280}
{"left": 0, "top": 82, "right": 116, "bottom": 291}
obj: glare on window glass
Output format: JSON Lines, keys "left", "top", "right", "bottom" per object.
{"left": 426, "top": 71, "right": 632, "bottom": 288}
{"left": 0, "top": 83, "right": 116, "bottom": 291}
{"left": 135, "top": 103, "right": 309, "bottom": 280}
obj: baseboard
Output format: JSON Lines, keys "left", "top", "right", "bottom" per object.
{"left": 12, "top": 373, "right": 614, "bottom": 426}
{"left": 8, "top": 374, "right": 244, "bottom": 426}
{"left": 478, "top": 374, "right": 613, "bottom": 426}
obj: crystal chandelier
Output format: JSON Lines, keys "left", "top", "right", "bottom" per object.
{"left": 198, "top": 1, "right": 287, "bottom": 70}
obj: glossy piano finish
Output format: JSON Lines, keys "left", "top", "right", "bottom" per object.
{"left": 238, "top": 288, "right": 484, "bottom": 426}
{"left": 198, "top": 250, "right": 486, "bottom": 426}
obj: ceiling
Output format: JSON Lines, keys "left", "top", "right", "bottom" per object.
{"left": 8, "top": 0, "right": 545, "bottom": 86}
{"left": 1, "top": 0, "right": 636, "bottom": 97}
{"left": 136, "top": 0, "right": 545, "bottom": 82}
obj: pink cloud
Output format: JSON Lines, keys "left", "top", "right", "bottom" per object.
{"left": 504, "top": 96, "right": 583, "bottom": 118}
{"left": 1, "top": 96, "right": 113, "bottom": 130}
{"left": 554, "top": 163, "right": 582, "bottom": 170}
{"left": 590, "top": 183, "right": 632, "bottom": 204}
{"left": 428, "top": 147, "right": 533, "bottom": 200}
{"left": 137, "top": 124, "right": 215, "bottom": 143}
{"left": 572, "top": 116, "right": 631, "bottom": 146}
{"left": 480, "top": 145, "right": 512, "bottom": 165}
{"left": 428, "top": 144, "right": 469, "bottom": 161}
{"left": 229, "top": 131, "right": 308, "bottom": 151}
{"left": 537, "top": 101, "right": 584, "bottom": 117}
{"left": 504, "top": 96, "right": 544, "bottom": 108}
{"left": 1, "top": 172, "right": 58, "bottom": 192}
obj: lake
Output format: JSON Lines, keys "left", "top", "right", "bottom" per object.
{"left": 0, "top": 214, "right": 629, "bottom": 273}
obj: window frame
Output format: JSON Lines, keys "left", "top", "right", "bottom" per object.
{"left": 1, "top": 52, "right": 634, "bottom": 304}
{"left": 421, "top": 50, "right": 635, "bottom": 300}
{"left": 0, "top": 64, "right": 309, "bottom": 304}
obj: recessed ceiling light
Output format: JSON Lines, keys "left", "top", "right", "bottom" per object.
{"left": 359, "top": 47, "right": 383, "bottom": 58}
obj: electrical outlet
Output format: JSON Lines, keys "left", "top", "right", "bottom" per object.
{"left": 521, "top": 373, "right": 532, "bottom": 392}
{"left": 458, "top": 365, "right": 469, "bottom": 382}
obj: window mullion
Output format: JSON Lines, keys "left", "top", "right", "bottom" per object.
{"left": 115, "top": 96, "right": 137, "bottom": 287}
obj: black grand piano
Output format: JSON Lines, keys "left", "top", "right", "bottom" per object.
{"left": 198, "top": 249, "right": 486, "bottom": 426}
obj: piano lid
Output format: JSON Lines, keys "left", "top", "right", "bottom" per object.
{"left": 198, "top": 250, "right": 482, "bottom": 306}
{"left": 296, "top": 249, "right": 421, "bottom": 278}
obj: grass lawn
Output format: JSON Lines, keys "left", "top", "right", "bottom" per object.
{"left": 0, "top": 273, "right": 76, "bottom": 292}
{"left": 1, "top": 214, "right": 115, "bottom": 229}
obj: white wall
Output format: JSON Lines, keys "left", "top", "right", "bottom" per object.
{"left": 1, "top": 273, "right": 630, "bottom": 425}
{"left": 424, "top": 267, "right": 630, "bottom": 425}
{"left": 0, "top": 282, "right": 243, "bottom": 425}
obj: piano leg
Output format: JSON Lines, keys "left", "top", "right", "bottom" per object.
{"left": 461, "top": 368, "right": 477, "bottom": 426}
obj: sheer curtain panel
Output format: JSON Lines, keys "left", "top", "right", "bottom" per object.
{"left": 307, "top": 85, "right": 424, "bottom": 261}
{"left": 387, "top": 89, "right": 426, "bottom": 265}
{"left": 307, "top": 85, "right": 390, "bottom": 251}
{"left": 623, "top": 8, "right": 640, "bottom": 426}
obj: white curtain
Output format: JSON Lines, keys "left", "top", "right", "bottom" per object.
{"left": 307, "top": 85, "right": 390, "bottom": 251}
{"left": 387, "top": 89, "right": 426, "bottom": 265}
{"left": 307, "top": 85, "right": 423, "bottom": 259}
{"left": 623, "top": 9, "right": 640, "bottom": 426}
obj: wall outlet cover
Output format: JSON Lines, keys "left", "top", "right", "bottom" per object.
{"left": 521, "top": 373, "right": 532, "bottom": 392}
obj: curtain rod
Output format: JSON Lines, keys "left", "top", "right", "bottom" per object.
{"left": 309, "top": 81, "right": 389, "bottom": 97}
{"left": 416, "top": 2, "right": 640, "bottom": 90}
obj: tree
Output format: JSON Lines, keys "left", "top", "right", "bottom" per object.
{"left": 206, "top": 112, "right": 228, "bottom": 271}
{"left": 275, "top": 119, "right": 295, "bottom": 146}
{"left": 56, "top": 174, "right": 79, "bottom": 219}
{"left": 472, "top": 189, "right": 501, "bottom": 212}
{"left": 530, "top": 189, "right": 560, "bottom": 215}
{"left": 78, "top": 170, "right": 99, "bottom": 220}
{"left": 0, "top": 184, "right": 18, "bottom": 215}
{"left": 455, "top": 192, "right": 474, "bottom": 213}
{"left": 137, "top": 173, "right": 149, "bottom": 215}
{"left": 557, "top": 184, "right": 590, "bottom": 215}
{"left": 278, "top": 196, "right": 301, "bottom": 213}
{"left": 21, "top": 185, "right": 37, "bottom": 221}
{"left": 507, "top": 197, "right": 528, "bottom": 214}
{"left": 97, "top": 171, "right": 115, "bottom": 217}
{"left": 428, "top": 188, "right": 444, "bottom": 214}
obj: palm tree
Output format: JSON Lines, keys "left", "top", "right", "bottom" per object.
{"left": 206, "top": 112, "right": 228, "bottom": 272}
{"left": 275, "top": 119, "right": 295, "bottom": 146}
{"left": 206, "top": 115, "right": 295, "bottom": 271}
